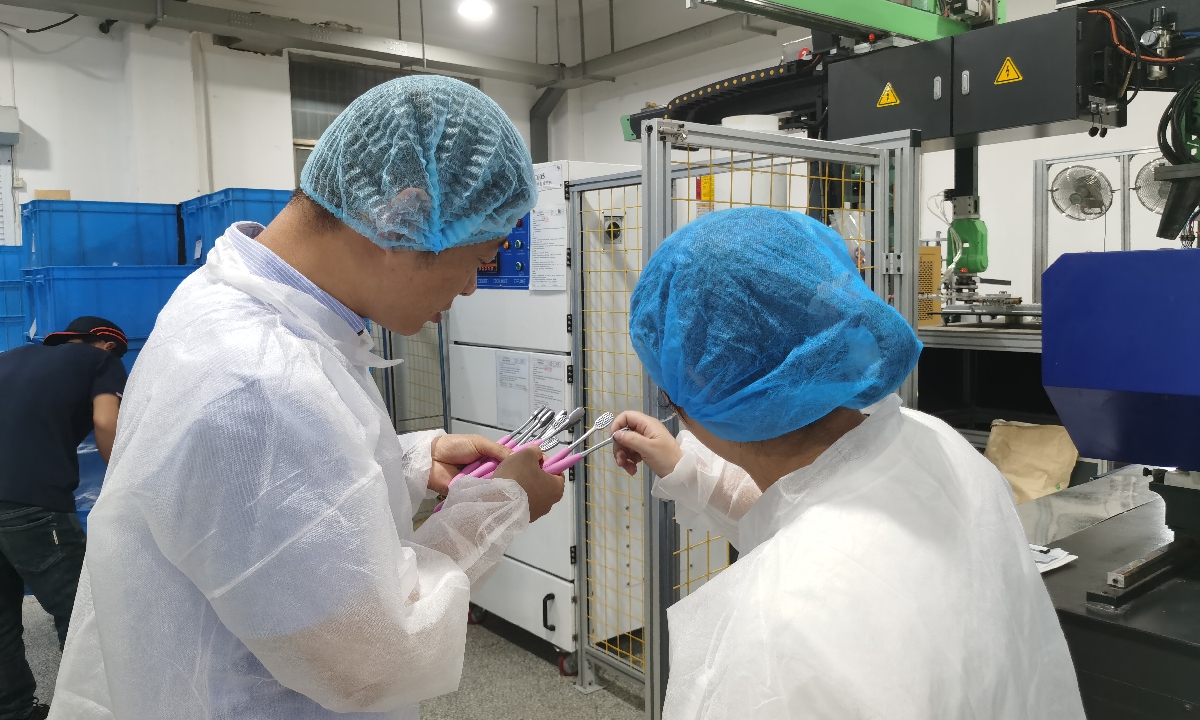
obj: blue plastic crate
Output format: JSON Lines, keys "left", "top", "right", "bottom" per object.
{"left": 0, "top": 245, "right": 23, "bottom": 282}
{"left": 21, "top": 200, "right": 181, "bottom": 267}
{"left": 1, "top": 280, "right": 20, "bottom": 317}
{"left": 23, "top": 265, "right": 197, "bottom": 343}
{"left": 180, "top": 188, "right": 291, "bottom": 264}
{"left": 1, "top": 315, "right": 23, "bottom": 352}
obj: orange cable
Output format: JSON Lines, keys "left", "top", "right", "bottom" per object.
{"left": 1089, "top": 9, "right": 1188, "bottom": 64}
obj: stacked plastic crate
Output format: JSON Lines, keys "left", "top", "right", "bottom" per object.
{"left": 180, "top": 188, "right": 291, "bottom": 264}
{"left": 19, "top": 200, "right": 197, "bottom": 373}
{"left": 0, "top": 246, "right": 23, "bottom": 350}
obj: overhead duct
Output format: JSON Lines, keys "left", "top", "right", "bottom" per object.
{"left": 3, "top": 0, "right": 782, "bottom": 89}
{"left": 530, "top": 87, "right": 566, "bottom": 164}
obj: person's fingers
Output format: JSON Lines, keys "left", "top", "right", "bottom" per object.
{"left": 471, "top": 435, "right": 512, "bottom": 462}
{"left": 614, "top": 446, "right": 643, "bottom": 469}
{"left": 611, "top": 426, "right": 658, "bottom": 456}
{"left": 610, "top": 411, "right": 638, "bottom": 435}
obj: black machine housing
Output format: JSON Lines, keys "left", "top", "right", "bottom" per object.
{"left": 627, "top": 1, "right": 1200, "bottom": 148}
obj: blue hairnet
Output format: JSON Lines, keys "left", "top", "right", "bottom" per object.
{"left": 300, "top": 75, "right": 537, "bottom": 253}
{"left": 629, "top": 207, "right": 922, "bottom": 442}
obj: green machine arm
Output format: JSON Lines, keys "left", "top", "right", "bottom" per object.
{"left": 689, "top": 0, "right": 1004, "bottom": 42}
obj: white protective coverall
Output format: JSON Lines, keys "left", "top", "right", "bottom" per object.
{"left": 49, "top": 234, "right": 530, "bottom": 720}
{"left": 652, "top": 395, "right": 1085, "bottom": 720}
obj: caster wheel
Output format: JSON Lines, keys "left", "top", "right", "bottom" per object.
{"left": 467, "top": 604, "right": 488, "bottom": 625}
{"left": 557, "top": 652, "right": 579, "bottom": 676}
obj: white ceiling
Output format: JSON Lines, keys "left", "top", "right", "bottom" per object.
{"left": 200, "top": 0, "right": 739, "bottom": 65}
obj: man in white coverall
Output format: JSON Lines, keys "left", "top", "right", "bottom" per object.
{"left": 608, "top": 207, "right": 1085, "bottom": 720}
{"left": 48, "top": 76, "right": 565, "bottom": 719}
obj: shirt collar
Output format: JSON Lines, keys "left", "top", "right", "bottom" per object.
{"left": 226, "top": 222, "right": 367, "bottom": 335}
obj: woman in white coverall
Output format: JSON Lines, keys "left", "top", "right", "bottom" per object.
{"left": 48, "top": 76, "right": 565, "bottom": 719}
{"left": 609, "top": 207, "right": 1085, "bottom": 720}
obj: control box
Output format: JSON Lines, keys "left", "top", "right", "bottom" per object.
{"left": 477, "top": 213, "right": 531, "bottom": 290}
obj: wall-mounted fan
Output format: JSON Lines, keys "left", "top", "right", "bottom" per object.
{"left": 1134, "top": 157, "right": 1171, "bottom": 214}
{"left": 1051, "top": 165, "right": 1113, "bottom": 221}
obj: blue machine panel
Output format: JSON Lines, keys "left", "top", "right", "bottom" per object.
{"left": 477, "top": 213, "right": 530, "bottom": 290}
{"left": 1043, "top": 250, "right": 1200, "bottom": 469}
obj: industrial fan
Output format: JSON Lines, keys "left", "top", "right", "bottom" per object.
{"left": 1134, "top": 158, "right": 1171, "bottom": 215}
{"left": 1051, "top": 165, "right": 1113, "bottom": 221}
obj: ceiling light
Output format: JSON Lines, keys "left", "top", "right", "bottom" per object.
{"left": 458, "top": 0, "right": 494, "bottom": 21}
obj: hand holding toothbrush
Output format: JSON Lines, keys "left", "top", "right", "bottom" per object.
{"left": 608, "top": 411, "right": 684, "bottom": 477}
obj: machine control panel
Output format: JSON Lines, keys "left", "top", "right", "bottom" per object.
{"left": 477, "top": 212, "right": 531, "bottom": 290}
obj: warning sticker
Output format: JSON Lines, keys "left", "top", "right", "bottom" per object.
{"left": 877, "top": 82, "right": 900, "bottom": 108}
{"left": 995, "top": 57, "right": 1023, "bottom": 85}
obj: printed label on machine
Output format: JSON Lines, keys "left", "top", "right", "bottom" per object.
{"left": 995, "top": 57, "right": 1024, "bottom": 85}
{"left": 877, "top": 82, "right": 901, "bottom": 108}
{"left": 530, "top": 205, "right": 568, "bottom": 292}
{"left": 531, "top": 356, "right": 567, "bottom": 413}
{"left": 535, "top": 163, "right": 564, "bottom": 192}
{"left": 496, "top": 351, "right": 532, "bottom": 429}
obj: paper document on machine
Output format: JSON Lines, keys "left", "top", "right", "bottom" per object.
{"left": 496, "top": 351, "right": 532, "bottom": 429}
{"left": 535, "top": 163, "right": 564, "bottom": 192}
{"left": 1029, "top": 544, "right": 1077, "bottom": 573}
{"left": 531, "top": 355, "right": 567, "bottom": 413}
{"left": 530, "top": 205, "right": 568, "bottom": 291}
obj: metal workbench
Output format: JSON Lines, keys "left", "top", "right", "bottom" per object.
{"left": 1022, "top": 473, "right": 1200, "bottom": 719}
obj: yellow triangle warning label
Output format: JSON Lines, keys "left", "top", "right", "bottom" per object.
{"left": 995, "top": 57, "right": 1023, "bottom": 85}
{"left": 877, "top": 82, "right": 900, "bottom": 108}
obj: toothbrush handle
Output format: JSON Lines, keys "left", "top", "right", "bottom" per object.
{"left": 451, "top": 433, "right": 513, "bottom": 483}
{"left": 546, "top": 446, "right": 571, "bottom": 465}
{"left": 543, "top": 453, "right": 582, "bottom": 476}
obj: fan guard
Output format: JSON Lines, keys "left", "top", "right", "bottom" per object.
{"left": 1051, "top": 165, "right": 1113, "bottom": 221}
{"left": 1134, "top": 158, "right": 1170, "bottom": 215}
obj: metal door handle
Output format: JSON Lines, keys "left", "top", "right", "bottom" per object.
{"left": 542, "top": 593, "right": 556, "bottom": 632}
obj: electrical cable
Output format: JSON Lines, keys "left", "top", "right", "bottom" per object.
{"left": 27, "top": 13, "right": 77, "bottom": 33}
{"left": 1158, "top": 79, "right": 1200, "bottom": 165}
{"left": 1110, "top": 9, "right": 1141, "bottom": 106}
{"left": 1090, "top": 9, "right": 1189, "bottom": 64}
{"left": 0, "top": 13, "right": 79, "bottom": 34}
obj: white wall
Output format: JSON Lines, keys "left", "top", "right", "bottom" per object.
{"left": 0, "top": 6, "right": 294, "bottom": 210}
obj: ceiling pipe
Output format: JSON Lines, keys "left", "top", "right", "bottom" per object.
{"left": 530, "top": 87, "right": 566, "bottom": 164}
{"left": 0, "top": 0, "right": 782, "bottom": 89}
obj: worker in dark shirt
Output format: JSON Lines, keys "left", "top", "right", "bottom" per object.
{"left": 0, "top": 316, "right": 127, "bottom": 720}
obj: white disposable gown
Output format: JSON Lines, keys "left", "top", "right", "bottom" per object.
{"left": 653, "top": 395, "right": 1085, "bottom": 720}
{"left": 49, "top": 233, "right": 531, "bottom": 719}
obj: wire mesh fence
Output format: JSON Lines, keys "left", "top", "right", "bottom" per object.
{"left": 390, "top": 322, "right": 446, "bottom": 434}
{"left": 666, "top": 145, "right": 876, "bottom": 597}
{"left": 672, "top": 146, "right": 877, "bottom": 279}
{"left": 369, "top": 322, "right": 446, "bottom": 526}
{"left": 578, "top": 182, "right": 647, "bottom": 675}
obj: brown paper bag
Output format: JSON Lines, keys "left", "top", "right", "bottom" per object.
{"left": 983, "top": 420, "right": 1079, "bottom": 504}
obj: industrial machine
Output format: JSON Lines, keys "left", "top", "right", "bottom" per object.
{"left": 444, "top": 160, "right": 636, "bottom": 673}
{"left": 1042, "top": 250, "right": 1200, "bottom": 718}
{"left": 625, "top": 0, "right": 1200, "bottom": 327}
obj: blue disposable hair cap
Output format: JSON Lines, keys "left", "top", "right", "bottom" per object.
{"left": 301, "top": 75, "right": 537, "bottom": 253}
{"left": 629, "top": 207, "right": 922, "bottom": 442}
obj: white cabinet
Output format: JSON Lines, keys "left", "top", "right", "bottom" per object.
{"left": 447, "top": 160, "right": 637, "bottom": 651}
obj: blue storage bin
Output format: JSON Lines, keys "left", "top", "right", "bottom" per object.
{"left": 0, "top": 245, "right": 23, "bottom": 282}
{"left": 1, "top": 315, "right": 24, "bottom": 351}
{"left": 180, "top": 188, "right": 291, "bottom": 264}
{"left": 23, "top": 265, "right": 197, "bottom": 343}
{"left": 1, "top": 280, "right": 20, "bottom": 317}
{"left": 21, "top": 200, "right": 181, "bottom": 267}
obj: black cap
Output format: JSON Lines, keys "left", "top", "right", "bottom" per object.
{"left": 43, "top": 316, "right": 129, "bottom": 357}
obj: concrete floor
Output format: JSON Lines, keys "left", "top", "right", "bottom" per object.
{"left": 24, "top": 597, "right": 642, "bottom": 719}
